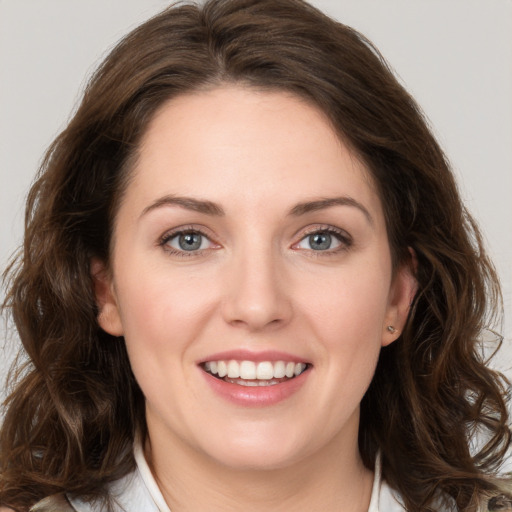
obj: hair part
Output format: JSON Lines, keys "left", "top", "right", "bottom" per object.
{"left": 1, "top": 1, "right": 510, "bottom": 510}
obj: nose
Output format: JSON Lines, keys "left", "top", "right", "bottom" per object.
{"left": 221, "top": 245, "right": 293, "bottom": 332}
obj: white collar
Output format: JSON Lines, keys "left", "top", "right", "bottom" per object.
{"left": 133, "top": 439, "right": 172, "bottom": 512}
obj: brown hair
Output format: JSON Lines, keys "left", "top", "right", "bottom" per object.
{"left": 1, "top": 0, "right": 510, "bottom": 510}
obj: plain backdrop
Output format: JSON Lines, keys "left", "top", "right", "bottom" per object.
{"left": 1, "top": 0, "right": 511, "bottom": 409}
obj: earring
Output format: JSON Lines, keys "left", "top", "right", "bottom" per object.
{"left": 387, "top": 325, "right": 397, "bottom": 334}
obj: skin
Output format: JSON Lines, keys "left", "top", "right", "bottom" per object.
{"left": 94, "top": 86, "right": 416, "bottom": 511}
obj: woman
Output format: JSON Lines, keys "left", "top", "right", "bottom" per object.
{"left": 1, "top": 0, "right": 510, "bottom": 510}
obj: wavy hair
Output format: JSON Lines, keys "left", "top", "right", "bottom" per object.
{"left": 1, "top": 0, "right": 510, "bottom": 510}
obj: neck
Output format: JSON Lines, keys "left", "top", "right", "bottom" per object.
{"left": 145, "top": 414, "right": 374, "bottom": 512}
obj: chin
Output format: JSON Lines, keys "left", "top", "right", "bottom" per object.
{"left": 197, "top": 424, "right": 316, "bottom": 472}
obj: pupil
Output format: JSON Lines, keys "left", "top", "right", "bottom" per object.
{"left": 179, "top": 233, "right": 201, "bottom": 251}
{"left": 310, "top": 232, "right": 331, "bottom": 250}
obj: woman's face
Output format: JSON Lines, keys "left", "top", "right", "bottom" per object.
{"left": 95, "top": 86, "right": 414, "bottom": 471}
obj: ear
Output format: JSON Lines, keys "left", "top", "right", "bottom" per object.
{"left": 382, "top": 248, "right": 418, "bottom": 347}
{"left": 90, "top": 258, "right": 124, "bottom": 337}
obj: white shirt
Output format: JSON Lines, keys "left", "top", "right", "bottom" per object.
{"left": 68, "top": 443, "right": 405, "bottom": 512}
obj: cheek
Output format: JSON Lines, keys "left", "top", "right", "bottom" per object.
{"left": 116, "top": 260, "right": 215, "bottom": 330}
{"left": 298, "top": 252, "right": 392, "bottom": 403}
{"left": 112, "top": 262, "right": 219, "bottom": 379}
{"left": 300, "top": 256, "right": 392, "bottom": 344}
{"left": 297, "top": 258, "right": 392, "bottom": 419}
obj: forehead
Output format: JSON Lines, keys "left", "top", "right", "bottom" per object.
{"left": 125, "top": 85, "right": 383, "bottom": 223}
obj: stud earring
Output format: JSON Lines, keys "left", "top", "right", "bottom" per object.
{"left": 387, "top": 325, "right": 397, "bottom": 334}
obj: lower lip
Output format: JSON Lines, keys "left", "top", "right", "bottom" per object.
{"left": 200, "top": 368, "right": 310, "bottom": 407}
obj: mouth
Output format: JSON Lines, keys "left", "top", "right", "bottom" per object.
{"left": 201, "top": 360, "right": 310, "bottom": 387}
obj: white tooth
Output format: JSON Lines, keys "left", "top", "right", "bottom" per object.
{"left": 294, "top": 363, "right": 306, "bottom": 376}
{"left": 239, "top": 361, "right": 257, "bottom": 379}
{"left": 204, "top": 362, "right": 211, "bottom": 372}
{"left": 273, "top": 361, "right": 286, "bottom": 378}
{"left": 256, "top": 361, "right": 274, "bottom": 380}
{"left": 285, "top": 362, "right": 295, "bottom": 378}
{"left": 227, "top": 360, "right": 240, "bottom": 378}
{"left": 209, "top": 361, "right": 218, "bottom": 374}
{"left": 217, "top": 361, "right": 227, "bottom": 378}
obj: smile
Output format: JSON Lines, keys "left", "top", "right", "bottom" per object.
{"left": 202, "top": 360, "right": 309, "bottom": 387}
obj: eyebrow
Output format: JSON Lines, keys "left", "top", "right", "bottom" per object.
{"left": 140, "top": 195, "right": 225, "bottom": 218}
{"left": 288, "top": 197, "right": 373, "bottom": 225}
{"left": 140, "top": 194, "right": 372, "bottom": 225}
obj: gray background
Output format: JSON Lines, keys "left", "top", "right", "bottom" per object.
{"left": 1, "top": 0, "right": 512, "bottom": 407}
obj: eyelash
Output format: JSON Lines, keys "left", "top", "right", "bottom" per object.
{"left": 158, "top": 224, "right": 353, "bottom": 258}
{"left": 158, "top": 225, "right": 217, "bottom": 258}
{"left": 294, "top": 225, "right": 353, "bottom": 256}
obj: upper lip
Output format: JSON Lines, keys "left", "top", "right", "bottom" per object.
{"left": 198, "top": 349, "right": 310, "bottom": 364}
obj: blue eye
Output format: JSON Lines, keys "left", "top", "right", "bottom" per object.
{"left": 295, "top": 229, "right": 349, "bottom": 252}
{"left": 178, "top": 232, "right": 202, "bottom": 251}
{"left": 164, "top": 231, "right": 212, "bottom": 252}
{"left": 308, "top": 232, "right": 335, "bottom": 251}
